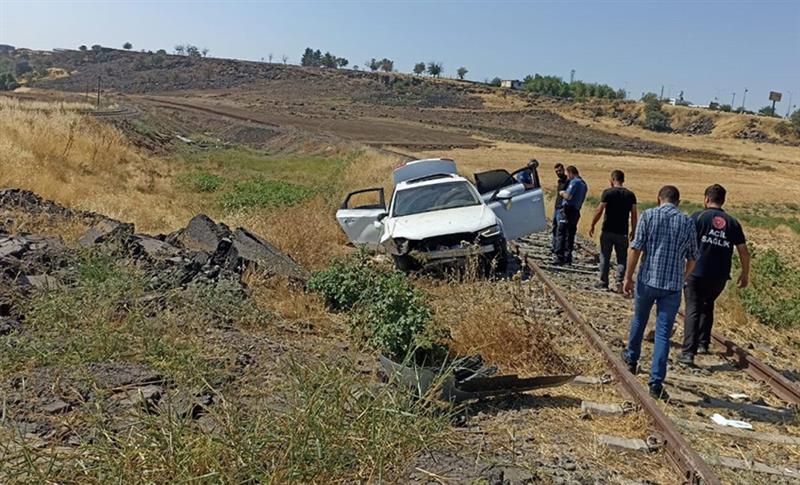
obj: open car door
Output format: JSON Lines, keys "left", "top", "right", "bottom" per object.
{"left": 335, "top": 188, "right": 386, "bottom": 248}
{"left": 474, "top": 168, "right": 547, "bottom": 241}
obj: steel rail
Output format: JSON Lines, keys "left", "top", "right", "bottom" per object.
{"left": 573, "top": 242, "right": 800, "bottom": 405}
{"left": 510, "top": 242, "right": 721, "bottom": 485}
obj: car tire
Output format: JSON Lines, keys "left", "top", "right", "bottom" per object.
{"left": 393, "top": 254, "right": 418, "bottom": 272}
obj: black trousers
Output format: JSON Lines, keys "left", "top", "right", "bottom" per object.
{"left": 599, "top": 231, "right": 628, "bottom": 286}
{"left": 554, "top": 206, "right": 580, "bottom": 263}
{"left": 682, "top": 275, "right": 728, "bottom": 356}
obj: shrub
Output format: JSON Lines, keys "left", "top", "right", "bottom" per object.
{"left": 179, "top": 171, "right": 224, "bottom": 193}
{"left": 0, "top": 72, "right": 19, "bottom": 91}
{"left": 220, "top": 178, "right": 313, "bottom": 210}
{"left": 456, "top": 67, "right": 468, "bottom": 80}
{"left": 642, "top": 93, "right": 671, "bottom": 132}
{"left": 739, "top": 249, "right": 800, "bottom": 328}
{"left": 774, "top": 121, "right": 792, "bottom": 137}
{"left": 413, "top": 62, "right": 426, "bottom": 75}
{"left": 308, "top": 253, "right": 442, "bottom": 360}
{"left": 791, "top": 109, "right": 800, "bottom": 134}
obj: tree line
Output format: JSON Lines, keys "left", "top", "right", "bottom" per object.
{"left": 301, "top": 48, "right": 348, "bottom": 68}
{"left": 522, "top": 74, "right": 625, "bottom": 100}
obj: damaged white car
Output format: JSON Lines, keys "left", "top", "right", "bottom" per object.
{"left": 336, "top": 158, "right": 547, "bottom": 271}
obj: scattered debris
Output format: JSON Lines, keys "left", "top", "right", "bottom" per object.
{"left": 702, "top": 454, "right": 800, "bottom": 478}
{"left": 379, "top": 355, "right": 574, "bottom": 403}
{"left": 674, "top": 417, "right": 800, "bottom": 444}
{"left": 710, "top": 413, "right": 753, "bottom": 430}
{"left": 572, "top": 375, "right": 612, "bottom": 385}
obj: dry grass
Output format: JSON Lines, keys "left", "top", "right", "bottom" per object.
{"left": 0, "top": 97, "right": 193, "bottom": 232}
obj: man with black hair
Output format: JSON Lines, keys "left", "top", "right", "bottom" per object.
{"left": 550, "top": 163, "right": 569, "bottom": 251}
{"left": 622, "top": 185, "right": 698, "bottom": 400}
{"left": 514, "top": 159, "right": 539, "bottom": 190}
{"left": 553, "top": 165, "right": 587, "bottom": 265}
{"left": 589, "top": 170, "right": 638, "bottom": 291}
{"left": 678, "top": 184, "right": 750, "bottom": 366}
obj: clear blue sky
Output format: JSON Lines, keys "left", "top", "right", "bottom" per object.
{"left": 1, "top": 1, "right": 798, "bottom": 112}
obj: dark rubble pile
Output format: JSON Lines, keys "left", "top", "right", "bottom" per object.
{"left": 734, "top": 119, "right": 770, "bottom": 142}
{"left": 0, "top": 188, "right": 308, "bottom": 335}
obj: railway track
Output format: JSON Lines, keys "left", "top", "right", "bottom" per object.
{"left": 509, "top": 233, "right": 800, "bottom": 484}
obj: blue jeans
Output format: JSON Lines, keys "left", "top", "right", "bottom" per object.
{"left": 624, "top": 279, "right": 682, "bottom": 387}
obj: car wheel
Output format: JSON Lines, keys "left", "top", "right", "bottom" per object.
{"left": 393, "top": 254, "right": 418, "bottom": 272}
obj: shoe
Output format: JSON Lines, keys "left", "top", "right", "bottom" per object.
{"left": 697, "top": 345, "right": 709, "bottom": 355}
{"left": 594, "top": 282, "right": 609, "bottom": 290}
{"left": 551, "top": 257, "right": 566, "bottom": 266}
{"left": 676, "top": 353, "right": 695, "bottom": 366}
{"left": 621, "top": 350, "right": 638, "bottom": 375}
{"left": 649, "top": 384, "right": 670, "bottom": 401}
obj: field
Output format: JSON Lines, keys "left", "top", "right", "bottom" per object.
{"left": 1, "top": 47, "right": 799, "bottom": 483}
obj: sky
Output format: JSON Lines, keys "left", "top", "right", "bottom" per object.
{"left": 1, "top": 1, "right": 798, "bottom": 113}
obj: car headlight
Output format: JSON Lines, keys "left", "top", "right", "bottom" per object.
{"left": 392, "top": 238, "right": 410, "bottom": 255}
{"left": 479, "top": 225, "right": 502, "bottom": 239}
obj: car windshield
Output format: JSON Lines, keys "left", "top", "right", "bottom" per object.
{"left": 392, "top": 181, "right": 480, "bottom": 217}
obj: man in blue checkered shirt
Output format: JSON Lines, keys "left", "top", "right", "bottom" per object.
{"left": 621, "top": 185, "right": 698, "bottom": 400}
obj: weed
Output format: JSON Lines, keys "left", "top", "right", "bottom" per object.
{"left": 308, "top": 252, "right": 443, "bottom": 360}
{"left": 220, "top": 178, "right": 313, "bottom": 211}
{"left": 178, "top": 170, "right": 224, "bottom": 193}
{"left": 739, "top": 248, "right": 800, "bottom": 328}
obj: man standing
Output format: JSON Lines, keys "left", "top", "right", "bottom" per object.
{"left": 678, "top": 184, "right": 750, "bottom": 366}
{"left": 553, "top": 165, "right": 587, "bottom": 265}
{"left": 622, "top": 186, "right": 698, "bottom": 400}
{"left": 551, "top": 163, "right": 569, "bottom": 251}
{"left": 589, "top": 170, "right": 638, "bottom": 291}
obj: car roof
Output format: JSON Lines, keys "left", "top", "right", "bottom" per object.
{"left": 395, "top": 173, "right": 469, "bottom": 190}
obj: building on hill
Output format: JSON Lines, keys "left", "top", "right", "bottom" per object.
{"left": 0, "top": 45, "right": 15, "bottom": 55}
{"left": 500, "top": 79, "right": 522, "bottom": 90}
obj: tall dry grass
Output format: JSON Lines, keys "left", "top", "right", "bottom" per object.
{"left": 0, "top": 97, "right": 192, "bottom": 232}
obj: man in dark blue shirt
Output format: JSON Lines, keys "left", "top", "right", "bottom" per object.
{"left": 678, "top": 184, "right": 750, "bottom": 366}
{"left": 553, "top": 165, "right": 587, "bottom": 265}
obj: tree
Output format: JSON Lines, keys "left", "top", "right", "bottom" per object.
{"left": 757, "top": 105, "right": 778, "bottom": 117}
{"left": 642, "top": 93, "right": 671, "bottom": 132}
{"left": 201, "top": 47, "right": 209, "bottom": 57}
{"left": 379, "top": 58, "right": 393, "bottom": 72}
{"left": 489, "top": 77, "right": 502, "bottom": 87}
{"left": 268, "top": 53, "right": 273, "bottom": 63}
{"left": 321, "top": 51, "right": 337, "bottom": 68}
{"left": 719, "top": 104, "right": 732, "bottom": 112}
{"left": 427, "top": 61, "right": 442, "bottom": 78}
{"left": 337, "top": 57, "right": 348, "bottom": 68}
{"left": 413, "top": 62, "right": 425, "bottom": 75}
{"left": 91, "top": 44, "right": 102, "bottom": 52}
{"left": 790, "top": 109, "right": 800, "bottom": 134}
{"left": 174, "top": 44, "right": 185, "bottom": 55}
{"left": 156, "top": 49, "right": 167, "bottom": 55}
{"left": 367, "top": 58, "right": 379, "bottom": 71}
{"left": 0, "top": 72, "right": 19, "bottom": 91}
{"left": 456, "top": 66, "right": 468, "bottom": 80}
{"left": 281, "top": 54, "right": 288, "bottom": 64}
{"left": 78, "top": 45, "right": 87, "bottom": 51}
{"left": 123, "top": 42, "right": 132, "bottom": 50}
{"left": 186, "top": 45, "right": 201, "bottom": 58}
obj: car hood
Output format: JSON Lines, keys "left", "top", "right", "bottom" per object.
{"left": 383, "top": 204, "right": 498, "bottom": 241}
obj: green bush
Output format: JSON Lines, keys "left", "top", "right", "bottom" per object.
{"left": 220, "top": 178, "right": 313, "bottom": 210}
{"left": 308, "top": 253, "right": 441, "bottom": 360}
{"left": 0, "top": 72, "right": 19, "bottom": 91}
{"left": 642, "top": 94, "right": 671, "bottom": 132}
{"left": 179, "top": 171, "right": 224, "bottom": 193}
{"left": 791, "top": 109, "right": 800, "bottom": 134}
{"left": 739, "top": 249, "right": 800, "bottom": 328}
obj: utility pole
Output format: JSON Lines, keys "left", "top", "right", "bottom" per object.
{"left": 786, "top": 91, "right": 793, "bottom": 117}
{"left": 659, "top": 85, "right": 664, "bottom": 100}
{"left": 96, "top": 76, "right": 101, "bottom": 108}
{"left": 570, "top": 69, "right": 575, "bottom": 84}
{"left": 741, "top": 87, "right": 748, "bottom": 112}
{"left": 731, "top": 92, "right": 736, "bottom": 107}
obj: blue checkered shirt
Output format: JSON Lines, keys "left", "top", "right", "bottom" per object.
{"left": 632, "top": 203, "right": 699, "bottom": 291}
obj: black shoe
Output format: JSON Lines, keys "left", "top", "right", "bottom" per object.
{"left": 621, "top": 350, "right": 638, "bottom": 375}
{"left": 697, "top": 345, "right": 709, "bottom": 355}
{"left": 676, "top": 353, "right": 695, "bottom": 367}
{"left": 594, "top": 282, "right": 609, "bottom": 290}
{"left": 551, "top": 257, "right": 566, "bottom": 266}
{"left": 649, "top": 384, "right": 670, "bottom": 401}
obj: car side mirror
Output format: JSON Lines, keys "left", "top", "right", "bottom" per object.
{"left": 377, "top": 212, "right": 388, "bottom": 221}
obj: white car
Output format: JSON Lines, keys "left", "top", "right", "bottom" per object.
{"left": 336, "top": 158, "right": 547, "bottom": 271}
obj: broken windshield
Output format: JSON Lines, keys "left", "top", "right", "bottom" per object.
{"left": 392, "top": 181, "right": 480, "bottom": 217}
